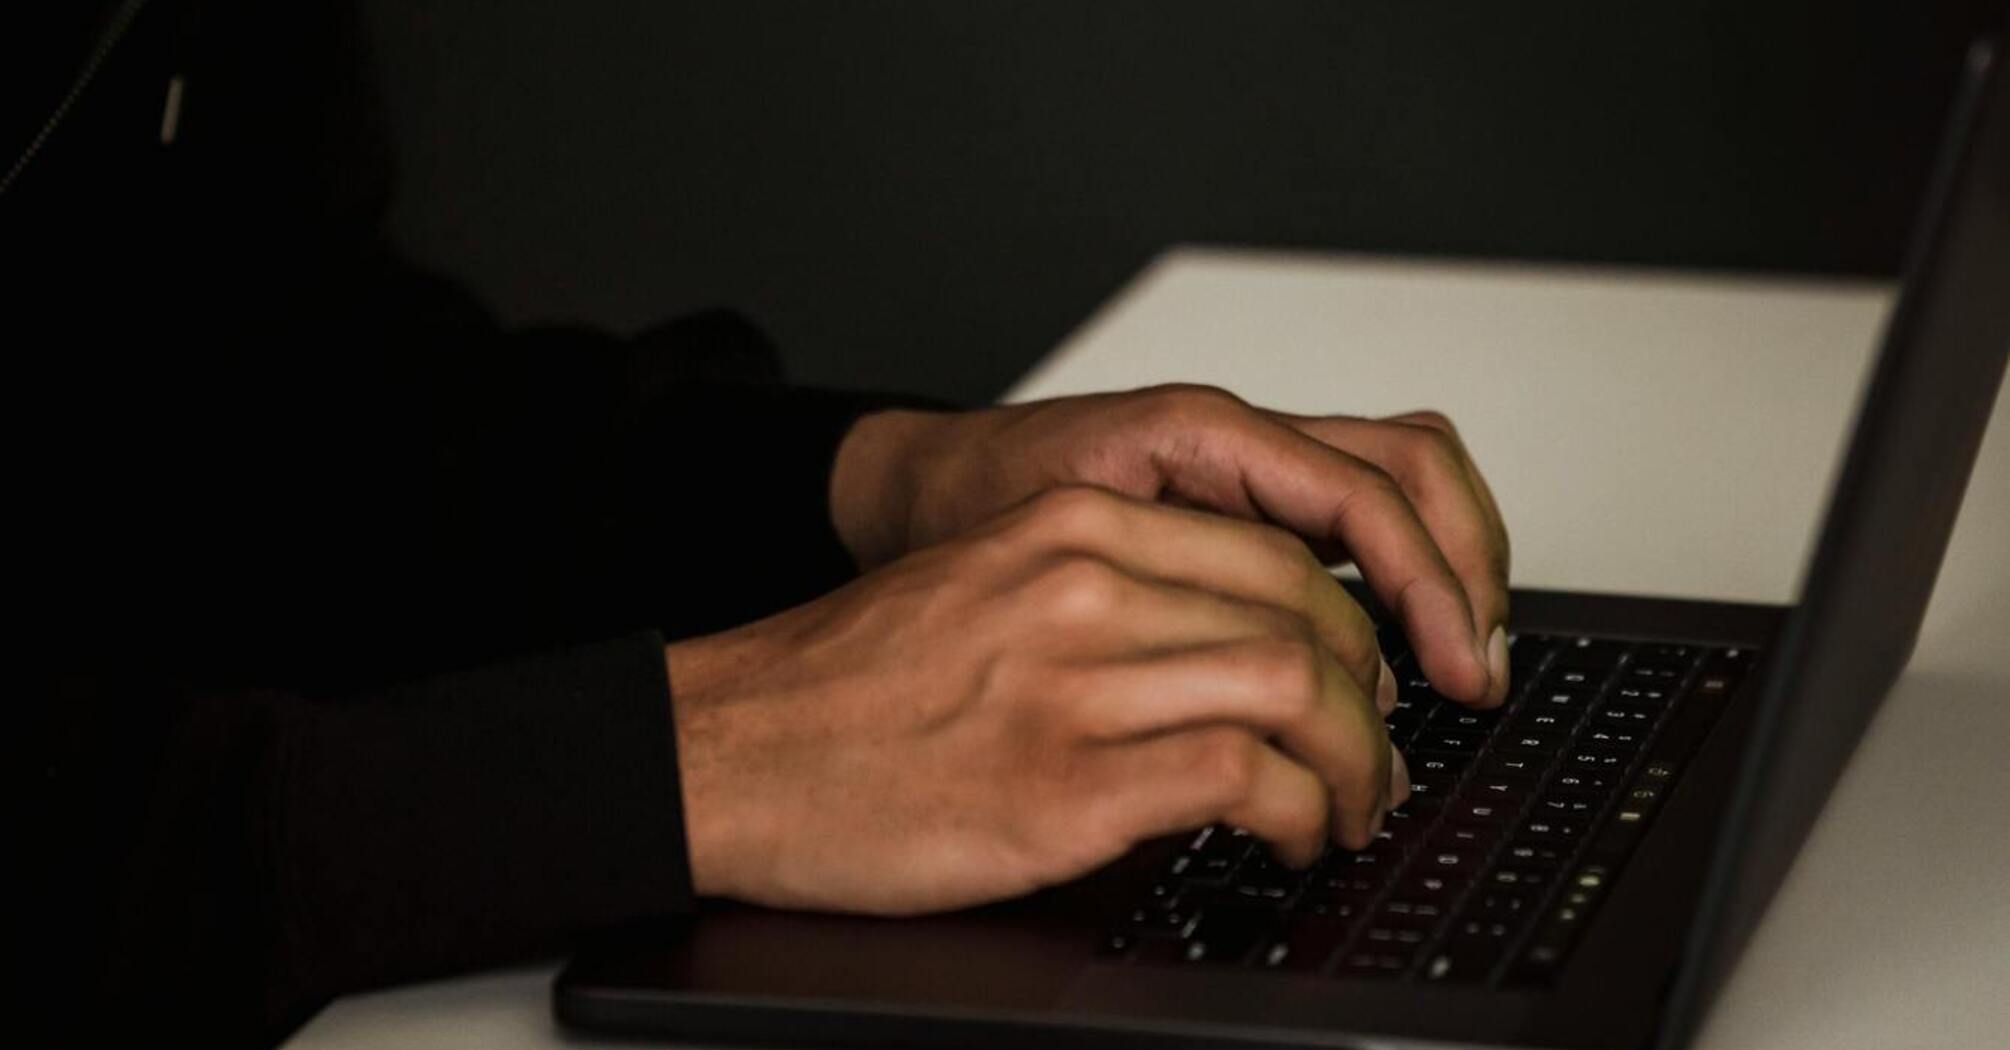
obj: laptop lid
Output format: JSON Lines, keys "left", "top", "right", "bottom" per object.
{"left": 1661, "top": 37, "right": 2010, "bottom": 1050}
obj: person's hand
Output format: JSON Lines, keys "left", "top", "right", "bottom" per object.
{"left": 667, "top": 486, "right": 1408, "bottom": 915}
{"left": 831, "top": 385, "right": 1512, "bottom": 707}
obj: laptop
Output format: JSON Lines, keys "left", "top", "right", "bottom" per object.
{"left": 556, "top": 39, "right": 2009, "bottom": 1050}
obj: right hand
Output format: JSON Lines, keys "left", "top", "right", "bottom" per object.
{"left": 665, "top": 485, "right": 1412, "bottom": 916}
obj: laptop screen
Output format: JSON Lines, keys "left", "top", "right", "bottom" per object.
{"left": 1666, "top": 37, "right": 2010, "bottom": 1048}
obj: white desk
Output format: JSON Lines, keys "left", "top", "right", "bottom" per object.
{"left": 290, "top": 249, "right": 2010, "bottom": 1050}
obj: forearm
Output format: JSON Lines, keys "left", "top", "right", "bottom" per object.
{"left": 34, "top": 634, "right": 693, "bottom": 1047}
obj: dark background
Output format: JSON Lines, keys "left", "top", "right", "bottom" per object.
{"left": 358, "top": 1, "right": 2001, "bottom": 404}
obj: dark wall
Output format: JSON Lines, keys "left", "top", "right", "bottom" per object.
{"left": 361, "top": 1, "right": 1998, "bottom": 404}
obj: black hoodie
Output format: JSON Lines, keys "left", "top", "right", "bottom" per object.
{"left": 16, "top": 3, "right": 926, "bottom": 1045}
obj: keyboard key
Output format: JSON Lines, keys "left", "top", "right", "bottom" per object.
{"left": 1516, "top": 818, "right": 1587, "bottom": 845}
{"left": 1580, "top": 726, "right": 1649, "bottom": 750}
{"left": 1381, "top": 898, "right": 1450, "bottom": 921}
{"left": 1413, "top": 844, "right": 1486, "bottom": 877}
{"left": 1531, "top": 789, "right": 1604, "bottom": 818}
{"left": 1405, "top": 772, "right": 1460, "bottom": 800}
{"left": 1549, "top": 638, "right": 1630, "bottom": 670}
{"left": 1503, "top": 866, "right": 1611, "bottom": 985}
{"left": 1482, "top": 754, "right": 1545, "bottom": 778}
{"left": 1308, "top": 869, "right": 1391, "bottom": 896}
{"left": 1500, "top": 839, "right": 1571, "bottom": 869}
{"left": 1398, "top": 669, "right": 1443, "bottom": 701}
{"left": 1232, "top": 880, "right": 1301, "bottom": 904}
{"left": 1510, "top": 708, "right": 1581, "bottom": 733}
{"left": 1337, "top": 947, "right": 1419, "bottom": 976}
{"left": 1561, "top": 746, "right": 1632, "bottom": 772}
{"left": 1620, "top": 783, "right": 1667, "bottom": 810}
{"left": 1099, "top": 929, "right": 1145, "bottom": 958}
{"left": 1413, "top": 730, "right": 1488, "bottom": 754}
{"left": 1372, "top": 816, "right": 1429, "bottom": 850}
{"left": 1322, "top": 843, "right": 1403, "bottom": 873}
{"left": 1494, "top": 731, "right": 1568, "bottom": 757}
{"left": 1523, "top": 686, "right": 1597, "bottom": 713}
{"left": 1488, "top": 866, "right": 1557, "bottom": 891}
{"left": 1292, "top": 890, "right": 1372, "bottom": 920}
{"left": 1362, "top": 914, "right": 1436, "bottom": 947}
{"left": 1692, "top": 671, "right": 1743, "bottom": 700}
{"left": 1592, "top": 703, "right": 1660, "bottom": 727}
{"left": 1447, "top": 798, "right": 1520, "bottom": 826}
{"left": 1458, "top": 775, "right": 1534, "bottom": 804}
{"left": 1510, "top": 633, "right": 1559, "bottom": 667}
{"left": 1422, "top": 935, "right": 1507, "bottom": 983}
{"left": 1156, "top": 909, "right": 1277, "bottom": 965}
{"left": 1448, "top": 915, "right": 1519, "bottom": 944}
{"left": 1127, "top": 904, "right": 1204, "bottom": 937}
{"left": 1549, "top": 769, "right": 1618, "bottom": 794}
{"left": 1254, "top": 917, "right": 1352, "bottom": 971}
{"left": 1382, "top": 798, "right": 1443, "bottom": 837}
{"left": 1707, "top": 645, "right": 1756, "bottom": 669}
{"left": 1171, "top": 852, "right": 1239, "bottom": 885}
{"left": 1406, "top": 750, "right": 1472, "bottom": 777}
{"left": 1429, "top": 823, "right": 1502, "bottom": 852}
{"left": 1545, "top": 667, "right": 1607, "bottom": 689}
{"left": 1636, "top": 643, "right": 1702, "bottom": 664}
{"left": 1427, "top": 705, "right": 1504, "bottom": 732}
{"left": 1466, "top": 887, "right": 1539, "bottom": 921}
{"left": 1191, "top": 825, "right": 1253, "bottom": 862}
{"left": 1396, "top": 872, "right": 1470, "bottom": 902}
{"left": 1623, "top": 661, "right": 1687, "bottom": 685}
{"left": 1608, "top": 679, "right": 1672, "bottom": 704}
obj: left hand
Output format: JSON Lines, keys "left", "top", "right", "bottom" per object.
{"left": 830, "top": 384, "right": 1512, "bottom": 707}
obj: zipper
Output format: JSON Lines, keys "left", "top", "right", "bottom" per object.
{"left": 0, "top": 0, "right": 157, "bottom": 198}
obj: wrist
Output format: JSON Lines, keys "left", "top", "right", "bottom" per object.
{"left": 665, "top": 631, "right": 781, "bottom": 900}
{"left": 828, "top": 407, "right": 955, "bottom": 568}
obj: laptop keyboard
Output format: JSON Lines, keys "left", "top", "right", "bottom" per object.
{"left": 1097, "top": 631, "right": 1755, "bottom": 987}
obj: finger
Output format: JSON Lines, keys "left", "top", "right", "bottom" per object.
{"left": 1086, "top": 726, "right": 1343, "bottom": 864}
{"left": 1385, "top": 411, "right": 1511, "bottom": 574}
{"left": 1293, "top": 411, "right": 1511, "bottom": 628}
{"left": 997, "top": 486, "right": 1388, "bottom": 697}
{"left": 1067, "top": 631, "right": 1390, "bottom": 846}
{"left": 1274, "top": 412, "right": 1512, "bottom": 702}
{"left": 1135, "top": 401, "right": 1495, "bottom": 705}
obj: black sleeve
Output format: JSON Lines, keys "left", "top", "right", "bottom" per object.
{"left": 36, "top": 633, "right": 691, "bottom": 1047}
{"left": 16, "top": 5, "right": 951, "bottom": 1047}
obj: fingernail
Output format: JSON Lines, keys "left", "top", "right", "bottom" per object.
{"left": 1376, "top": 656, "right": 1398, "bottom": 716}
{"left": 1486, "top": 625, "right": 1510, "bottom": 700}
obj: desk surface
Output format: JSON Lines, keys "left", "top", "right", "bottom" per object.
{"left": 290, "top": 249, "right": 2010, "bottom": 1050}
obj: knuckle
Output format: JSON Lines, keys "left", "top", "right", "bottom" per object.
{"left": 1244, "top": 634, "right": 1327, "bottom": 715}
{"left": 1230, "top": 627, "right": 1326, "bottom": 728}
{"left": 1019, "top": 484, "right": 1122, "bottom": 542}
{"left": 1398, "top": 424, "right": 1464, "bottom": 480}
{"left": 1338, "top": 636, "right": 1383, "bottom": 699}
{"left": 1283, "top": 787, "right": 1330, "bottom": 841}
{"left": 1253, "top": 520, "right": 1316, "bottom": 569}
{"left": 1340, "top": 462, "right": 1406, "bottom": 515}
{"left": 1347, "top": 726, "right": 1393, "bottom": 795}
{"left": 1197, "top": 729, "right": 1263, "bottom": 801}
{"left": 1399, "top": 409, "right": 1459, "bottom": 436}
{"left": 1143, "top": 383, "right": 1247, "bottom": 428}
{"left": 1032, "top": 553, "right": 1127, "bottom": 620}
